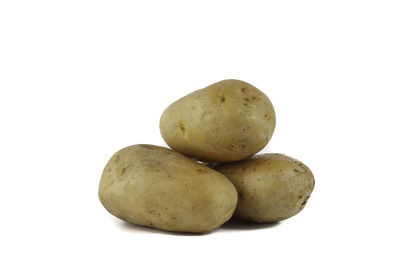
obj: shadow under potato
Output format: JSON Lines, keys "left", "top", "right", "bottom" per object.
{"left": 220, "top": 218, "right": 280, "bottom": 231}
{"left": 117, "top": 217, "right": 280, "bottom": 235}
{"left": 118, "top": 221, "right": 205, "bottom": 236}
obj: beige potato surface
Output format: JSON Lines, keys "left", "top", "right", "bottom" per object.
{"left": 98, "top": 144, "right": 238, "bottom": 233}
{"left": 160, "top": 79, "right": 276, "bottom": 162}
{"left": 215, "top": 153, "right": 315, "bottom": 222}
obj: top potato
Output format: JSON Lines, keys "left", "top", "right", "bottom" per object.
{"left": 160, "top": 79, "right": 276, "bottom": 162}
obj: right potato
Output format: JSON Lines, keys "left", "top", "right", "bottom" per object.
{"left": 215, "top": 153, "right": 315, "bottom": 222}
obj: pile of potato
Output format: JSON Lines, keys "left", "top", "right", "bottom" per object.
{"left": 99, "top": 79, "right": 315, "bottom": 233}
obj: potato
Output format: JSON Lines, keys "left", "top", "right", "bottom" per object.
{"left": 160, "top": 79, "right": 276, "bottom": 162}
{"left": 215, "top": 153, "right": 315, "bottom": 222}
{"left": 98, "top": 144, "right": 238, "bottom": 233}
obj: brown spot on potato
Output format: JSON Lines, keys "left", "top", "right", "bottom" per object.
{"left": 119, "top": 166, "right": 127, "bottom": 176}
{"left": 294, "top": 161, "right": 306, "bottom": 169}
{"left": 228, "top": 144, "right": 238, "bottom": 151}
{"left": 301, "top": 196, "right": 310, "bottom": 206}
{"left": 179, "top": 121, "right": 185, "bottom": 135}
{"left": 220, "top": 96, "right": 225, "bottom": 102}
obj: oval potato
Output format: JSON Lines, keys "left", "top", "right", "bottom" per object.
{"left": 99, "top": 144, "right": 238, "bottom": 233}
{"left": 215, "top": 153, "right": 315, "bottom": 222}
{"left": 160, "top": 79, "right": 276, "bottom": 162}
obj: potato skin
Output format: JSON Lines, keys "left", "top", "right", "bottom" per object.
{"left": 160, "top": 79, "right": 276, "bottom": 162}
{"left": 99, "top": 144, "right": 237, "bottom": 233}
{"left": 215, "top": 154, "right": 315, "bottom": 222}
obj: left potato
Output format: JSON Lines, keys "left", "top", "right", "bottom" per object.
{"left": 98, "top": 144, "right": 238, "bottom": 233}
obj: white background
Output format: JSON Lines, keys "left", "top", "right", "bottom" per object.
{"left": 1, "top": 1, "right": 399, "bottom": 266}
